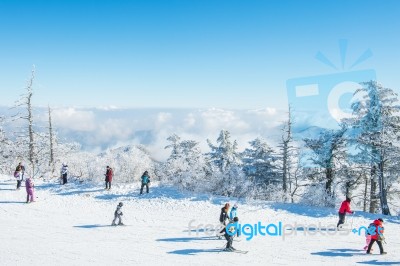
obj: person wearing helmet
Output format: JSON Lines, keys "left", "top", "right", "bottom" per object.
{"left": 111, "top": 202, "right": 124, "bottom": 226}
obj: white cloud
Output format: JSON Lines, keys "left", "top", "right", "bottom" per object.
{"left": 52, "top": 108, "right": 96, "bottom": 131}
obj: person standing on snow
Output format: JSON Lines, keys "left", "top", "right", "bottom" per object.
{"left": 140, "top": 171, "right": 151, "bottom": 194}
{"left": 337, "top": 197, "right": 354, "bottom": 228}
{"left": 25, "top": 177, "right": 35, "bottom": 203}
{"left": 111, "top": 202, "right": 124, "bottom": 226}
{"left": 105, "top": 166, "right": 113, "bottom": 190}
{"left": 366, "top": 218, "right": 387, "bottom": 255}
{"left": 60, "top": 163, "right": 68, "bottom": 185}
{"left": 216, "top": 203, "right": 231, "bottom": 238}
{"left": 14, "top": 162, "right": 24, "bottom": 190}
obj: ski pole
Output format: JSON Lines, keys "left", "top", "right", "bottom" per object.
{"left": 350, "top": 212, "right": 355, "bottom": 229}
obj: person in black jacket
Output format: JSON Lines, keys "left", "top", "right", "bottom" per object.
{"left": 216, "top": 203, "right": 230, "bottom": 238}
{"left": 220, "top": 216, "right": 239, "bottom": 251}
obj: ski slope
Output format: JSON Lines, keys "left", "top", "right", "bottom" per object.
{"left": 1, "top": 175, "right": 399, "bottom": 266}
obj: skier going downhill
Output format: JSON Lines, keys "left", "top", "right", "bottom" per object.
{"left": 111, "top": 202, "right": 124, "bottom": 226}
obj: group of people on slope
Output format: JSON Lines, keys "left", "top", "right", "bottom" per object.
{"left": 104, "top": 166, "right": 151, "bottom": 195}
{"left": 337, "top": 197, "right": 387, "bottom": 255}
{"left": 218, "top": 202, "right": 240, "bottom": 251}
{"left": 109, "top": 169, "right": 151, "bottom": 226}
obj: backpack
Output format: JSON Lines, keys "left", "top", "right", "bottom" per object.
{"left": 366, "top": 223, "right": 376, "bottom": 236}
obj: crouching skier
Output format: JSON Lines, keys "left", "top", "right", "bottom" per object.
{"left": 220, "top": 217, "right": 239, "bottom": 251}
{"left": 111, "top": 202, "right": 124, "bottom": 226}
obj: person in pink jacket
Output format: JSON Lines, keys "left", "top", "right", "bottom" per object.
{"left": 25, "top": 177, "right": 35, "bottom": 203}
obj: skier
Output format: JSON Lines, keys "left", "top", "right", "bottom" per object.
{"left": 220, "top": 203, "right": 230, "bottom": 225}
{"left": 220, "top": 216, "right": 239, "bottom": 251}
{"left": 14, "top": 162, "right": 24, "bottom": 190}
{"left": 140, "top": 171, "right": 150, "bottom": 194}
{"left": 337, "top": 197, "right": 354, "bottom": 228}
{"left": 216, "top": 203, "right": 230, "bottom": 238}
{"left": 60, "top": 163, "right": 68, "bottom": 185}
{"left": 111, "top": 202, "right": 124, "bottom": 226}
{"left": 25, "top": 177, "right": 35, "bottom": 203}
{"left": 229, "top": 204, "right": 240, "bottom": 237}
{"left": 105, "top": 166, "right": 113, "bottom": 190}
{"left": 366, "top": 218, "right": 387, "bottom": 255}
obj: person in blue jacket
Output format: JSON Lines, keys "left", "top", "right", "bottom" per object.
{"left": 229, "top": 204, "right": 240, "bottom": 237}
{"left": 140, "top": 171, "right": 151, "bottom": 194}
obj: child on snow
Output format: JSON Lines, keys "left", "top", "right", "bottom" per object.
{"left": 230, "top": 204, "right": 240, "bottom": 237}
{"left": 111, "top": 202, "right": 124, "bottom": 226}
{"left": 366, "top": 218, "right": 387, "bottom": 255}
{"left": 220, "top": 216, "right": 239, "bottom": 251}
{"left": 363, "top": 222, "right": 375, "bottom": 251}
{"left": 25, "top": 177, "right": 35, "bottom": 203}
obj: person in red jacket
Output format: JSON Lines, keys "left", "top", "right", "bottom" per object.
{"left": 105, "top": 166, "right": 113, "bottom": 190}
{"left": 337, "top": 197, "right": 354, "bottom": 228}
{"left": 366, "top": 218, "right": 386, "bottom": 255}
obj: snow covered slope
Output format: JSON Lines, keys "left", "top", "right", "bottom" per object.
{"left": 1, "top": 175, "right": 399, "bottom": 266}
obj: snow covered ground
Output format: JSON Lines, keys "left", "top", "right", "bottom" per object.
{"left": 1, "top": 175, "right": 400, "bottom": 266}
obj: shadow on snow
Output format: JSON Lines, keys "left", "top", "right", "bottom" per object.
{"left": 311, "top": 248, "right": 365, "bottom": 257}
{"left": 167, "top": 248, "right": 221, "bottom": 255}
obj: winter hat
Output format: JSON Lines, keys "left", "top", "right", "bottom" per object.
{"left": 233, "top": 217, "right": 239, "bottom": 222}
{"left": 118, "top": 202, "right": 123, "bottom": 207}
{"left": 378, "top": 218, "right": 384, "bottom": 223}
{"left": 233, "top": 204, "right": 238, "bottom": 208}
{"left": 346, "top": 197, "right": 351, "bottom": 202}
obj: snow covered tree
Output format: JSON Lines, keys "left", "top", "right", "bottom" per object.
{"left": 242, "top": 138, "right": 279, "bottom": 186}
{"left": 0, "top": 116, "right": 14, "bottom": 173}
{"left": 206, "top": 130, "right": 241, "bottom": 172}
{"left": 11, "top": 67, "right": 37, "bottom": 176}
{"left": 347, "top": 81, "right": 400, "bottom": 215}
{"left": 303, "top": 126, "right": 347, "bottom": 206}
{"left": 205, "top": 130, "right": 250, "bottom": 197}
{"left": 279, "top": 106, "right": 294, "bottom": 193}
{"left": 163, "top": 134, "right": 206, "bottom": 191}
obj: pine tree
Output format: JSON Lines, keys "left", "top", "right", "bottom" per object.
{"left": 347, "top": 81, "right": 400, "bottom": 215}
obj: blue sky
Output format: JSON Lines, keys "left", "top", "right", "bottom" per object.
{"left": 0, "top": 0, "right": 399, "bottom": 109}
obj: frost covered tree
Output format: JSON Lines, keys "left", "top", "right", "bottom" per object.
{"left": 163, "top": 134, "right": 206, "bottom": 191}
{"left": 347, "top": 81, "right": 400, "bottom": 215}
{"left": 0, "top": 116, "right": 14, "bottom": 172}
{"left": 303, "top": 126, "right": 347, "bottom": 205}
{"left": 206, "top": 130, "right": 241, "bottom": 172}
{"left": 242, "top": 138, "right": 279, "bottom": 186}
{"left": 11, "top": 67, "right": 37, "bottom": 176}
{"left": 205, "top": 130, "right": 250, "bottom": 197}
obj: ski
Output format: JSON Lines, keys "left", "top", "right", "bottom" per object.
{"left": 220, "top": 248, "right": 248, "bottom": 254}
